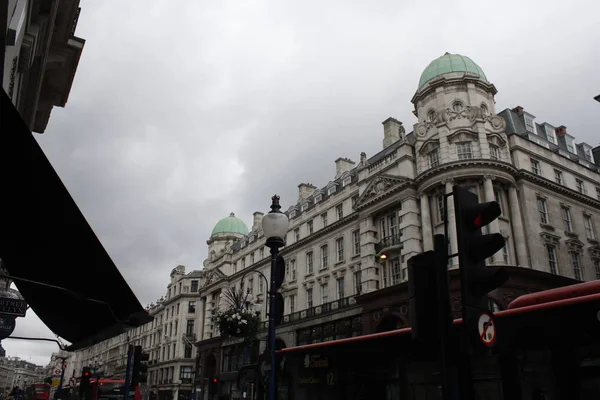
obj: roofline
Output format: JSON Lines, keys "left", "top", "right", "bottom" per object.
{"left": 278, "top": 280, "right": 600, "bottom": 354}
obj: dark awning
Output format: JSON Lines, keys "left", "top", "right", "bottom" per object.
{"left": 0, "top": 89, "right": 152, "bottom": 351}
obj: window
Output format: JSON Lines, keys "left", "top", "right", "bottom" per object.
{"left": 571, "top": 252, "right": 582, "bottom": 280}
{"left": 289, "top": 210, "right": 296, "bottom": 219}
{"left": 176, "top": 303, "right": 180, "bottom": 315}
{"left": 248, "top": 278, "right": 253, "bottom": 294}
{"left": 289, "top": 295, "right": 296, "bottom": 314}
{"left": 537, "top": 198, "right": 548, "bottom": 224}
{"left": 321, "top": 213, "right": 328, "bottom": 228}
{"left": 354, "top": 271, "right": 362, "bottom": 295}
{"left": 596, "top": 187, "right": 600, "bottom": 200}
{"left": 489, "top": 145, "right": 499, "bottom": 161}
{"left": 342, "top": 176, "right": 352, "bottom": 187}
{"left": 306, "top": 288, "right": 313, "bottom": 309}
{"left": 242, "top": 258, "right": 246, "bottom": 269}
{"left": 294, "top": 228, "right": 300, "bottom": 241}
{"left": 301, "top": 202, "right": 309, "bottom": 211}
{"left": 525, "top": 117, "right": 534, "bottom": 132}
{"left": 190, "top": 280, "right": 198, "bottom": 292}
{"left": 352, "top": 230, "right": 361, "bottom": 256}
{"left": 336, "top": 237, "right": 344, "bottom": 262}
{"left": 306, "top": 253, "right": 313, "bottom": 275}
{"left": 352, "top": 195, "right": 359, "bottom": 207}
{"left": 180, "top": 366, "right": 194, "bottom": 380}
{"left": 391, "top": 258, "right": 403, "bottom": 285}
{"left": 576, "top": 179, "right": 585, "bottom": 194}
{"left": 427, "top": 109, "right": 436, "bottom": 122}
{"left": 379, "top": 212, "right": 399, "bottom": 239}
{"left": 554, "top": 169, "right": 563, "bottom": 185}
{"left": 595, "top": 259, "right": 600, "bottom": 280}
{"left": 561, "top": 206, "right": 573, "bottom": 232}
{"left": 494, "top": 189, "right": 503, "bottom": 215}
{"left": 428, "top": 149, "right": 440, "bottom": 168}
{"left": 188, "top": 301, "right": 196, "bottom": 313}
{"left": 260, "top": 248, "right": 264, "bottom": 259}
{"left": 259, "top": 278, "right": 264, "bottom": 293}
{"left": 480, "top": 104, "right": 488, "bottom": 116}
{"left": 307, "top": 220, "right": 314, "bottom": 235}
{"left": 314, "top": 194, "right": 322, "bottom": 203}
{"left": 321, "top": 283, "right": 328, "bottom": 304}
{"left": 530, "top": 159, "right": 540, "bottom": 175}
{"left": 250, "top": 253, "right": 255, "bottom": 264}
{"left": 502, "top": 245, "right": 510, "bottom": 264}
{"left": 584, "top": 215, "right": 595, "bottom": 239}
{"left": 437, "top": 195, "right": 445, "bottom": 222}
{"left": 456, "top": 142, "right": 472, "bottom": 160}
{"left": 290, "top": 259, "right": 297, "bottom": 280}
{"left": 337, "top": 277, "right": 345, "bottom": 299}
{"left": 321, "top": 245, "right": 329, "bottom": 269}
{"left": 328, "top": 186, "right": 336, "bottom": 196}
{"left": 184, "top": 344, "right": 192, "bottom": 359}
{"left": 185, "top": 320, "right": 195, "bottom": 336}
{"left": 336, "top": 204, "right": 344, "bottom": 220}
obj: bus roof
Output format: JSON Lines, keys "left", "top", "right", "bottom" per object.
{"left": 278, "top": 280, "right": 600, "bottom": 354}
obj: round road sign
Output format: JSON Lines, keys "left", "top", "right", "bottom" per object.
{"left": 477, "top": 311, "right": 497, "bottom": 347}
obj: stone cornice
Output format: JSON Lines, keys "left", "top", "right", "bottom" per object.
{"left": 354, "top": 179, "right": 414, "bottom": 211}
{"left": 415, "top": 159, "right": 517, "bottom": 187}
{"left": 411, "top": 75, "right": 498, "bottom": 105}
{"left": 517, "top": 170, "right": 600, "bottom": 209}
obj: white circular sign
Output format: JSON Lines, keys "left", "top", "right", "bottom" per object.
{"left": 54, "top": 368, "right": 62, "bottom": 375}
{"left": 477, "top": 312, "right": 497, "bottom": 347}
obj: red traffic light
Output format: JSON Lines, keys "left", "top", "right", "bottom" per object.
{"left": 212, "top": 378, "right": 218, "bottom": 383}
{"left": 83, "top": 372, "right": 90, "bottom": 377}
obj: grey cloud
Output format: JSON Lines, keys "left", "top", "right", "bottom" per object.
{"left": 9, "top": 0, "right": 599, "bottom": 363}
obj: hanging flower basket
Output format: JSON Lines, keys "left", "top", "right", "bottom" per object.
{"left": 213, "top": 308, "right": 261, "bottom": 338}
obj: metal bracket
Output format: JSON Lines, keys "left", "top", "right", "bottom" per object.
{"left": 3, "top": 335, "right": 67, "bottom": 350}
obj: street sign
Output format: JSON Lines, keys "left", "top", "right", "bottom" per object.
{"left": 0, "top": 314, "right": 16, "bottom": 339}
{"left": 0, "top": 297, "right": 27, "bottom": 317}
{"left": 477, "top": 311, "right": 497, "bottom": 347}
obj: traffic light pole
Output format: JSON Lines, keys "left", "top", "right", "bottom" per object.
{"left": 123, "top": 345, "right": 134, "bottom": 400}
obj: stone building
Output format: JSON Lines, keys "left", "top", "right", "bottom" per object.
{"left": 2, "top": 0, "right": 86, "bottom": 133}
{"left": 65, "top": 265, "right": 207, "bottom": 400}
{"left": 193, "top": 53, "right": 600, "bottom": 398}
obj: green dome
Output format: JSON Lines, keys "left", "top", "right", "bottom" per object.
{"left": 211, "top": 212, "right": 249, "bottom": 236}
{"left": 418, "top": 53, "right": 487, "bottom": 90}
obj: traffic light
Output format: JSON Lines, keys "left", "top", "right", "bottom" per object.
{"left": 79, "top": 367, "right": 92, "bottom": 397}
{"left": 131, "top": 346, "right": 149, "bottom": 387}
{"left": 208, "top": 376, "right": 218, "bottom": 395}
{"left": 272, "top": 254, "right": 286, "bottom": 326}
{"left": 453, "top": 185, "right": 508, "bottom": 316}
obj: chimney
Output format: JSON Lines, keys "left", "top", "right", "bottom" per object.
{"left": 382, "top": 117, "right": 405, "bottom": 148}
{"left": 513, "top": 106, "right": 524, "bottom": 115}
{"left": 334, "top": 157, "right": 355, "bottom": 179}
{"left": 298, "top": 183, "right": 317, "bottom": 201}
{"left": 252, "top": 212, "right": 264, "bottom": 232}
{"left": 555, "top": 125, "right": 567, "bottom": 136}
{"left": 592, "top": 146, "right": 600, "bottom": 167}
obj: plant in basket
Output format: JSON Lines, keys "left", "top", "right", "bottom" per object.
{"left": 212, "top": 286, "right": 261, "bottom": 339}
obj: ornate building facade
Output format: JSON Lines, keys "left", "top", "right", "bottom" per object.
{"left": 194, "top": 53, "right": 600, "bottom": 398}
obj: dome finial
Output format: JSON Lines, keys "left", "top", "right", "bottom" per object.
{"left": 444, "top": 52, "right": 451, "bottom": 55}
{"left": 229, "top": 212, "right": 235, "bottom": 217}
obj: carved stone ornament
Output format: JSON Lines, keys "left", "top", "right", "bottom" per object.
{"left": 588, "top": 246, "right": 600, "bottom": 260}
{"left": 442, "top": 105, "right": 481, "bottom": 123}
{"left": 487, "top": 115, "right": 507, "bottom": 132}
{"left": 363, "top": 176, "right": 398, "bottom": 200}
{"left": 415, "top": 123, "right": 428, "bottom": 138}
{"left": 358, "top": 152, "right": 369, "bottom": 169}
{"left": 565, "top": 238, "right": 584, "bottom": 253}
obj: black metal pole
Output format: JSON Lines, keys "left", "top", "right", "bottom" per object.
{"left": 267, "top": 247, "right": 278, "bottom": 400}
{"left": 58, "top": 357, "right": 67, "bottom": 390}
{"left": 123, "top": 345, "right": 134, "bottom": 400}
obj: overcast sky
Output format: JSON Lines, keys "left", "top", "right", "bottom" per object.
{"left": 6, "top": 0, "right": 599, "bottom": 366}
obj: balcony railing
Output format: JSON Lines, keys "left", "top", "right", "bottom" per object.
{"left": 261, "top": 296, "right": 357, "bottom": 329}
{"left": 375, "top": 234, "right": 403, "bottom": 255}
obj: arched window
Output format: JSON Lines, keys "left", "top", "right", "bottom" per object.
{"left": 427, "top": 109, "right": 436, "bottom": 122}
{"left": 481, "top": 103, "right": 488, "bottom": 116}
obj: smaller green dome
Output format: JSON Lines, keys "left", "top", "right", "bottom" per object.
{"left": 418, "top": 53, "right": 488, "bottom": 90}
{"left": 211, "top": 212, "right": 249, "bottom": 236}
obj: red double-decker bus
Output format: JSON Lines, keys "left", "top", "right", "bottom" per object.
{"left": 26, "top": 384, "right": 50, "bottom": 400}
{"left": 78, "top": 379, "right": 135, "bottom": 400}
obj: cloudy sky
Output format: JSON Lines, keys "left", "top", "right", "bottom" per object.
{"left": 6, "top": 0, "right": 599, "bottom": 365}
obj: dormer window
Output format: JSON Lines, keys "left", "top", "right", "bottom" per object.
{"left": 249, "top": 235, "right": 255, "bottom": 243}
{"left": 524, "top": 117, "right": 534, "bottom": 132}
{"left": 328, "top": 186, "right": 336, "bottom": 196}
{"left": 289, "top": 210, "right": 297, "bottom": 219}
{"left": 342, "top": 176, "right": 352, "bottom": 187}
{"left": 314, "top": 194, "right": 322, "bottom": 203}
{"left": 301, "top": 203, "right": 309, "bottom": 212}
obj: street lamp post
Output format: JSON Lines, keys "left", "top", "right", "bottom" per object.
{"left": 261, "top": 195, "right": 289, "bottom": 400}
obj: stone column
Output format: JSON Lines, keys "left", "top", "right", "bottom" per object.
{"left": 508, "top": 185, "right": 529, "bottom": 267}
{"left": 444, "top": 179, "right": 458, "bottom": 267}
{"left": 420, "top": 192, "right": 433, "bottom": 251}
{"left": 483, "top": 175, "right": 502, "bottom": 264}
